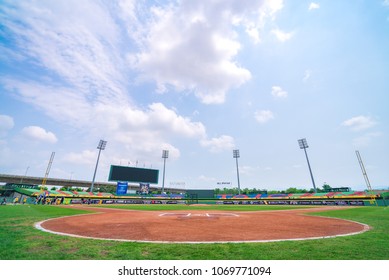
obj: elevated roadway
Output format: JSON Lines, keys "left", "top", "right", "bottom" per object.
{"left": 0, "top": 173, "right": 184, "bottom": 193}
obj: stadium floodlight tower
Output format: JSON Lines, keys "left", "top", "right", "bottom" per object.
{"left": 161, "top": 150, "right": 169, "bottom": 194}
{"left": 298, "top": 138, "right": 317, "bottom": 193}
{"left": 90, "top": 140, "right": 107, "bottom": 193}
{"left": 233, "top": 149, "right": 241, "bottom": 195}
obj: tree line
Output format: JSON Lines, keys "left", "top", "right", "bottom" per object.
{"left": 215, "top": 184, "right": 334, "bottom": 195}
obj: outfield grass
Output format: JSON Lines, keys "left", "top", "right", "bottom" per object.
{"left": 0, "top": 204, "right": 388, "bottom": 260}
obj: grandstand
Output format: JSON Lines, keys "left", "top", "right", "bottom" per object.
{"left": 216, "top": 191, "right": 383, "bottom": 200}
{"left": 1, "top": 182, "right": 388, "bottom": 206}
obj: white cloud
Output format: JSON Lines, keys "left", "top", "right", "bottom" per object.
{"left": 0, "top": 0, "right": 284, "bottom": 167}
{"left": 383, "top": 0, "right": 389, "bottom": 7}
{"left": 239, "top": 165, "right": 256, "bottom": 175}
{"left": 131, "top": 4, "right": 252, "bottom": 104}
{"left": 198, "top": 175, "right": 216, "bottom": 182}
{"left": 147, "top": 103, "right": 206, "bottom": 138}
{"left": 262, "top": 0, "right": 284, "bottom": 19}
{"left": 63, "top": 150, "right": 97, "bottom": 165}
{"left": 102, "top": 102, "right": 206, "bottom": 139}
{"left": 21, "top": 126, "right": 58, "bottom": 143}
{"left": 234, "top": 0, "right": 285, "bottom": 44}
{"left": 2, "top": 79, "right": 94, "bottom": 127}
{"left": 1, "top": 0, "right": 128, "bottom": 106}
{"left": 342, "top": 116, "right": 377, "bottom": 131}
{"left": 200, "top": 135, "right": 235, "bottom": 153}
{"left": 0, "top": 115, "right": 14, "bottom": 137}
{"left": 130, "top": 0, "right": 286, "bottom": 104}
{"left": 303, "top": 69, "right": 312, "bottom": 82}
{"left": 309, "top": 3, "right": 320, "bottom": 10}
{"left": 0, "top": 0, "right": 211, "bottom": 159}
{"left": 352, "top": 132, "right": 382, "bottom": 148}
{"left": 271, "top": 28, "right": 294, "bottom": 42}
{"left": 3, "top": 74, "right": 218, "bottom": 158}
{"left": 255, "top": 110, "right": 274, "bottom": 124}
{"left": 271, "top": 86, "right": 288, "bottom": 98}
{"left": 90, "top": 103, "right": 209, "bottom": 162}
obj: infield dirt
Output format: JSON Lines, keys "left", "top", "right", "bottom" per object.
{"left": 36, "top": 206, "right": 369, "bottom": 243}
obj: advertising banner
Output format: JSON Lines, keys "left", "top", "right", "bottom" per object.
{"left": 116, "top": 182, "right": 128, "bottom": 195}
{"left": 140, "top": 183, "right": 150, "bottom": 194}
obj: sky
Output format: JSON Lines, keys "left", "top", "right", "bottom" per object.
{"left": 0, "top": 0, "right": 388, "bottom": 191}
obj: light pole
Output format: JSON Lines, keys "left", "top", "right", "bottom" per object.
{"left": 91, "top": 140, "right": 107, "bottom": 193}
{"left": 41, "top": 152, "right": 55, "bottom": 191}
{"left": 162, "top": 150, "right": 169, "bottom": 194}
{"left": 355, "top": 150, "right": 377, "bottom": 206}
{"left": 298, "top": 138, "right": 317, "bottom": 193}
{"left": 233, "top": 149, "right": 241, "bottom": 195}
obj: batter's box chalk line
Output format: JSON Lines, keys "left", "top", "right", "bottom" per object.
{"left": 158, "top": 213, "right": 239, "bottom": 217}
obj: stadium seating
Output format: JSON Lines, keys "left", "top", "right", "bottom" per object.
{"left": 215, "top": 191, "right": 381, "bottom": 200}
{"left": 11, "top": 186, "right": 388, "bottom": 205}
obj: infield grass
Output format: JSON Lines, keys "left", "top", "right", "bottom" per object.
{"left": 0, "top": 204, "right": 388, "bottom": 260}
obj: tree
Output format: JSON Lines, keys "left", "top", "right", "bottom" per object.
{"left": 309, "top": 187, "right": 324, "bottom": 193}
{"left": 96, "top": 185, "right": 117, "bottom": 194}
{"left": 322, "top": 183, "right": 331, "bottom": 192}
{"left": 285, "top": 187, "right": 298, "bottom": 194}
{"left": 267, "top": 190, "right": 282, "bottom": 194}
{"left": 285, "top": 187, "right": 309, "bottom": 194}
{"left": 242, "top": 188, "right": 250, "bottom": 195}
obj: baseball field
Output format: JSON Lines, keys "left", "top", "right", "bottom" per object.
{"left": 0, "top": 204, "right": 388, "bottom": 260}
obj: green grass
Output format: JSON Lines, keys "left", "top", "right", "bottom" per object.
{"left": 0, "top": 204, "right": 388, "bottom": 260}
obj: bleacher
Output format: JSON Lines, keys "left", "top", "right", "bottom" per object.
{"left": 216, "top": 191, "right": 382, "bottom": 200}
{"left": 14, "top": 188, "right": 114, "bottom": 198}
{"left": 12, "top": 187, "right": 187, "bottom": 200}
{"left": 7, "top": 184, "right": 388, "bottom": 206}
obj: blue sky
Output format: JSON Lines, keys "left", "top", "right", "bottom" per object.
{"left": 0, "top": 0, "right": 388, "bottom": 191}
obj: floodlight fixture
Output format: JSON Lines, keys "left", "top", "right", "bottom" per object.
{"left": 91, "top": 139, "right": 107, "bottom": 193}
{"left": 298, "top": 138, "right": 308, "bottom": 149}
{"left": 97, "top": 139, "right": 107, "bottom": 150}
{"left": 233, "top": 149, "right": 241, "bottom": 195}
{"left": 161, "top": 150, "right": 169, "bottom": 194}
{"left": 297, "top": 138, "right": 316, "bottom": 193}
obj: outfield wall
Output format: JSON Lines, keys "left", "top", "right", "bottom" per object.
{"left": 7, "top": 188, "right": 389, "bottom": 206}
{"left": 64, "top": 197, "right": 388, "bottom": 206}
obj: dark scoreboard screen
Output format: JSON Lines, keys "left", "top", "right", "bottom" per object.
{"left": 328, "top": 187, "right": 351, "bottom": 192}
{"left": 108, "top": 165, "right": 159, "bottom": 184}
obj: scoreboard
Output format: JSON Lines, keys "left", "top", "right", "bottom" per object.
{"left": 108, "top": 165, "right": 159, "bottom": 184}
